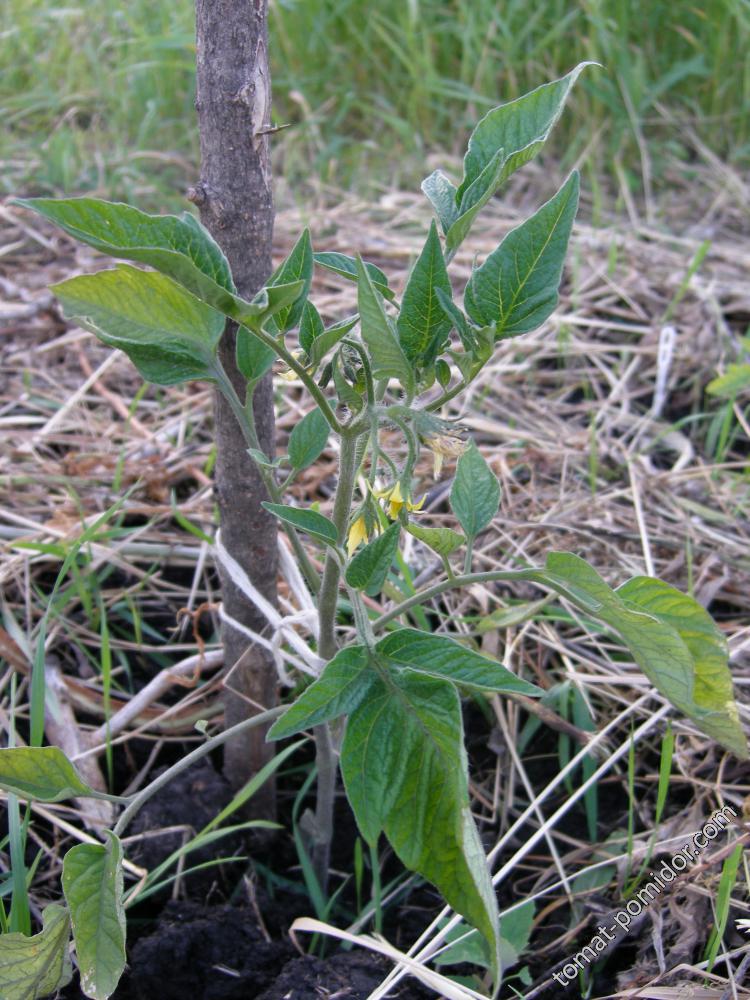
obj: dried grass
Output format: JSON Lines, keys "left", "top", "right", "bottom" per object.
{"left": 1, "top": 167, "right": 749, "bottom": 996}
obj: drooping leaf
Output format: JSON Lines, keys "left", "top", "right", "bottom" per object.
{"left": 450, "top": 442, "right": 500, "bottom": 539}
{"left": 314, "top": 252, "right": 394, "bottom": 301}
{"left": 299, "top": 300, "right": 325, "bottom": 355}
{"left": 288, "top": 407, "right": 330, "bottom": 471}
{"left": 376, "top": 628, "right": 542, "bottom": 696}
{"left": 308, "top": 315, "right": 359, "bottom": 367}
{"left": 52, "top": 266, "right": 225, "bottom": 385}
{"left": 420, "top": 170, "right": 460, "bottom": 237}
{"left": 356, "top": 256, "right": 414, "bottom": 395}
{"left": 455, "top": 63, "right": 592, "bottom": 206}
{"left": 345, "top": 521, "right": 401, "bottom": 596}
{"left": 268, "top": 229, "right": 314, "bottom": 333}
{"left": 267, "top": 646, "right": 374, "bottom": 739}
{"left": 534, "top": 553, "right": 748, "bottom": 757}
{"left": 340, "top": 670, "right": 500, "bottom": 978}
{"left": 616, "top": 575, "right": 746, "bottom": 756}
{"left": 0, "top": 904, "right": 73, "bottom": 999}
{"left": 15, "top": 196, "right": 304, "bottom": 331}
{"left": 261, "top": 503, "right": 338, "bottom": 546}
{"left": 406, "top": 522, "right": 464, "bottom": 557}
{"left": 464, "top": 171, "right": 579, "bottom": 336}
{"left": 13, "top": 196, "right": 236, "bottom": 302}
{"left": 0, "top": 746, "right": 105, "bottom": 802}
{"left": 396, "top": 221, "right": 453, "bottom": 369}
{"left": 62, "top": 834, "right": 126, "bottom": 1000}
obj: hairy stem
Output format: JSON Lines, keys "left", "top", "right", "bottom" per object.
{"left": 372, "top": 568, "right": 539, "bottom": 632}
{"left": 113, "top": 706, "right": 285, "bottom": 838}
{"left": 312, "top": 429, "right": 362, "bottom": 892}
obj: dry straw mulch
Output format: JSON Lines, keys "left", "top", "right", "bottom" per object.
{"left": 1, "top": 165, "right": 749, "bottom": 996}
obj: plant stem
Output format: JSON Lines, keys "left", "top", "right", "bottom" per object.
{"left": 372, "top": 568, "right": 539, "bottom": 632}
{"left": 237, "top": 320, "right": 343, "bottom": 435}
{"left": 214, "top": 365, "right": 320, "bottom": 594}
{"left": 113, "top": 706, "right": 284, "bottom": 838}
{"left": 312, "top": 428, "right": 362, "bottom": 892}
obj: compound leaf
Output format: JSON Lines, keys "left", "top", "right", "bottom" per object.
{"left": 0, "top": 904, "right": 73, "bottom": 1000}
{"left": 464, "top": 171, "right": 579, "bottom": 335}
{"left": 62, "top": 834, "right": 126, "bottom": 1000}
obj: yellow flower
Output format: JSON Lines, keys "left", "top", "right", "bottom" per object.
{"left": 424, "top": 433, "right": 466, "bottom": 478}
{"left": 347, "top": 515, "right": 370, "bottom": 556}
{"left": 277, "top": 350, "right": 308, "bottom": 381}
{"left": 374, "top": 482, "right": 425, "bottom": 520}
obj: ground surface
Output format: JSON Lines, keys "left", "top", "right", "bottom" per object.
{"left": 1, "top": 171, "right": 749, "bottom": 998}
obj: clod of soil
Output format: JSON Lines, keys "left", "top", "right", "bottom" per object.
{"left": 129, "top": 900, "right": 293, "bottom": 999}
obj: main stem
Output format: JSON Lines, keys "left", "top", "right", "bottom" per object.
{"left": 312, "top": 429, "right": 361, "bottom": 891}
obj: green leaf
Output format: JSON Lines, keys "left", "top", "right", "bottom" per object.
{"left": 341, "top": 670, "right": 501, "bottom": 978}
{"left": 421, "top": 170, "right": 460, "bottom": 237}
{"left": 0, "top": 746, "right": 103, "bottom": 802}
{"left": 62, "top": 834, "right": 126, "bottom": 1000}
{"left": 267, "top": 646, "right": 374, "bottom": 739}
{"left": 445, "top": 149, "right": 507, "bottom": 254}
{"left": 406, "top": 522, "right": 464, "bottom": 557}
{"left": 535, "top": 553, "right": 748, "bottom": 757}
{"left": 288, "top": 407, "right": 330, "bottom": 471}
{"left": 355, "top": 256, "right": 414, "bottom": 395}
{"left": 450, "top": 442, "right": 500, "bottom": 539}
{"left": 245, "top": 279, "right": 307, "bottom": 329}
{"left": 396, "top": 221, "right": 452, "bottom": 368}
{"left": 0, "top": 904, "right": 73, "bottom": 1000}
{"left": 268, "top": 229, "right": 314, "bottom": 333}
{"left": 455, "top": 63, "right": 592, "bottom": 205}
{"left": 706, "top": 364, "right": 750, "bottom": 399}
{"left": 13, "top": 196, "right": 235, "bottom": 303}
{"left": 345, "top": 521, "right": 401, "bottom": 596}
{"left": 236, "top": 328, "right": 276, "bottom": 382}
{"left": 616, "top": 575, "right": 746, "bottom": 757}
{"left": 376, "top": 628, "right": 542, "bottom": 696}
{"left": 499, "top": 901, "right": 536, "bottom": 970}
{"left": 299, "top": 300, "right": 325, "bottom": 355}
{"left": 434, "top": 288, "right": 478, "bottom": 354}
{"left": 464, "top": 171, "right": 579, "bottom": 336}
{"left": 261, "top": 503, "right": 338, "bottom": 546}
{"left": 309, "top": 315, "right": 359, "bottom": 367}
{"left": 52, "top": 265, "right": 225, "bottom": 385}
{"left": 14, "top": 196, "right": 305, "bottom": 332}
{"left": 314, "top": 251, "right": 394, "bottom": 301}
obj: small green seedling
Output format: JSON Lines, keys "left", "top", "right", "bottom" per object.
{"left": 2, "top": 64, "right": 746, "bottom": 998}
